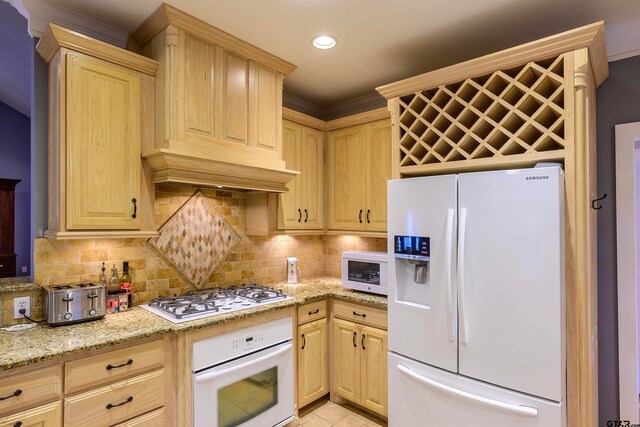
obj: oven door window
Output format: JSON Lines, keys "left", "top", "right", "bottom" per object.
{"left": 218, "top": 366, "right": 278, "bottom": 427}
{"left": 348, "top": 260, "right": 381, "bottom": 285}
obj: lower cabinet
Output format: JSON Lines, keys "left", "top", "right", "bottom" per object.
{"left": 331, "top": 306, "right": 388, "bottom": 417}
{"left": 297, "top": 318, "right": 329, "bottom": 407}
{"left": 0, "top": 401, "right": 61, "bottom": 427}
{"left": 297, "top": 301, "right": 330, "bottom": 408}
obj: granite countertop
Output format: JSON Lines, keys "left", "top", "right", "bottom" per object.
{"left": 0, "top": 277, "right": 40, "bottom": 292}
{"left": 0, "top": 277, "right": 386, "bottom": 372}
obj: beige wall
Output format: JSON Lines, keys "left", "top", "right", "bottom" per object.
{"left": 3, "top": 185, "right": 385, "bottom": 325}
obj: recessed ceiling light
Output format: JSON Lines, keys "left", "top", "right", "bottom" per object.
{"left": 312, "top": 35, "right": 337, "bottom": 50}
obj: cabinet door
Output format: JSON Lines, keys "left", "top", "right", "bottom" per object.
{"left": 301, "top": 127, "right": 324, "bottom": 229}
{"left": 220, "top": 51, "right": 249, "bottom": 144}
{"left": 360, "top": 326, "right": 388, "bottom": 416}
{"left": 0, "top": 401, "right": 61, "bottom": 427}
{"left": 331, "top": 318, "right": 360, "bottom": 402}
{"left": 327, "top": 127, "right": 365, "bottom": 230}
{"left": 277, "top": 121, "right": 302, "bottom": 229}
{"left": 297, "top": 319, "right": 329, "bottom": 408}
{"left": 182, "top": 34, "right": 216, "bottom": 138}
{"left": 66, "top": 53, "right": 141, "bottom": 230}
{"left": 364, "top": 120, "right": 392, "bottom": 232}
{"left": 254, "top": 63, "right": 279, "bottom": 152}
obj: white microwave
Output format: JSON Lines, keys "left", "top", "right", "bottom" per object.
{"left": 342, "top": 251, "right": 388, "bottom": 296}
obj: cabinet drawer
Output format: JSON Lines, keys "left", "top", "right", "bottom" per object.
{"left": 332, "top": 300, "right": 387, "bottom": 330}
{"left": 64, "top": 340, "right": 164, "bottom": 394}
{"left": 297, "top": 300, "right": 327, "bottom": 325}
{"left": 0, "top": 401, "right": 61, "bottom": 427}
{"left": 112, "top": 407, "right": 165, "bottom": 427}
{"left": 64, "top": 369, "right": 164, "bottom": 427}
{"left": 0, "top": 365, "right": 61, "bottom": 416}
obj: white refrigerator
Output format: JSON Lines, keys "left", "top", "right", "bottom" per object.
{"left": 387, "top": 166, "right": 565, "bottom": 426}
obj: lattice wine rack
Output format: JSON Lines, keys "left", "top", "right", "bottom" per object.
{"left": 396, "top": 55, "right": 565, "bottom": 173}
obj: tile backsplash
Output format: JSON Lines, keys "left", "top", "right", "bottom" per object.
{"left": 23, "top": 184, "right": 386, "bottom": 323}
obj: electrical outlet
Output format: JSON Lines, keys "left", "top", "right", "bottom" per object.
{"left": 21, "top": 266, "right": 27, "bottom": 273}
{"left": 13, "top": 296, "right": 30, "bottom": 319}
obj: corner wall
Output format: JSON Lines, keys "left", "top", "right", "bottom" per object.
{"left": 595, "top": 54, "right": 640, "bottom": 425}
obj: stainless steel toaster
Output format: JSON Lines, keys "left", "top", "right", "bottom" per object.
{"left": 43, "top": 283, "right": 106, "bottom": 325}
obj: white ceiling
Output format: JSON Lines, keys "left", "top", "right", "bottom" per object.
{"left": 0, "top": 1, "right": 31, "bottom": 117}
{"left": 4, "top": 0, "right": 640, "bottom": 116}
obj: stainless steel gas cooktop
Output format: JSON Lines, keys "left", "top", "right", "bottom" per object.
{"left": 140, "top": 284, "right": 292, "bottom": 323}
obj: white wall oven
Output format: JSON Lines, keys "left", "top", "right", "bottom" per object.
{"left": 192, "top": 316, "right": 294, "bottom": 427}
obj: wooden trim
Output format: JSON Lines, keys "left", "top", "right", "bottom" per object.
{"left": 44, "top": 230, "right": 159, "bottom": 240}
{"left": 283, "top": 108, "right": 326, "bottom": 131}
{"left": 36, "top": 24, "right": 158, "bottom": 76}
{"left": 325, "top": 108, "right": 390, "bottom": 131}
{"left": 132, "top": 3, "right": 296, "bottom": 75}
{"left": 376, "top": 21, "right": 608, "bottom": 99}
{"left": 325, "top": 230, "right": 386, "bottom": 238}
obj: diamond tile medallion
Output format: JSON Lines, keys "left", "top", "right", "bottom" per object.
{"left": 147, "top": 191, "right": 241, "bottom": 288}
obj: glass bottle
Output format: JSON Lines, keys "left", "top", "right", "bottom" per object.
{"left": 98, "top": 262, "right": 107, "bottom": 287}
{"left": 119, "top": 261, "right": 132, "bottom": 309}
{"left": 107, "top": 265, "right": 120, "bottom": 313}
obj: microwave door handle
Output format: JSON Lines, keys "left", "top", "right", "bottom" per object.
{"left": 397, "top": 364, "right": 538, "bottom": 418}
{"left": 445, "top": 208, "right": 455, "bottom": 342}
{"left": 195, "top": 343, "right": 292, "bottom": 383}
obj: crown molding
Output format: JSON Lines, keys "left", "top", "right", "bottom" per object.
{"left": 606, "top": 16, "right": 640, "bottom": 62}
{"left": 6, "top": 0, "right": 128, "bottom": 47}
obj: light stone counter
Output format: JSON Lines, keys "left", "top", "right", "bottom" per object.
{"left": 0, "top": 277, "right": 386, "bottom": 371}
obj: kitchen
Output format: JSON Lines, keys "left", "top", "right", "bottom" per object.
{"left": 0, "top": 1, "right": 636, "bottom": 426}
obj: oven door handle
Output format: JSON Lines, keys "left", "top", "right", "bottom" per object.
{"left": 195, "top": 343, "right": 292, "bottom": 384}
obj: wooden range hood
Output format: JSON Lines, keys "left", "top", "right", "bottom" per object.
{"left": 133, "top": 4, "right": 299, "bottom": 192}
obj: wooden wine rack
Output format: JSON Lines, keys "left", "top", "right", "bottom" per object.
{"left": 378, "top": 22, "right": 609, "bottom": 427}
{"left": 397, "top": 55, "right": 565, "bottom": 172}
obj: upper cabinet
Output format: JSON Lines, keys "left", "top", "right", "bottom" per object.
{"left": 327, "top": 119, "right": 392, "bottom": 233}
{"left": 278, "top": 120, "right": 324, "bottom": 230}
{"left": 132, "top": 4, "right": 299, "bottom": 192}
{"left": 36, "top": 24, "right": 159, "bottom": 239}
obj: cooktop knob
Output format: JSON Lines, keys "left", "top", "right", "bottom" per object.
{"left": 89, "top": 309, "right": 97, "bottom": 316}
{"left": 63, "top": 312, "right": 72, "bottom": 320}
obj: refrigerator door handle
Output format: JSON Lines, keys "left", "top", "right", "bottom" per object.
{"left": 458, "top": 208, "right": 469, "bottom": 344}
{"left": 445, "top": 208, "right": 455, "bottom": 342}
{"left": 397, "top": 364, "right": 539, "bottom": 418}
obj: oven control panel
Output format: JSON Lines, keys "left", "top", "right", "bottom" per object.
{"left": 232, "top": 333, "right": 265, "bottom": 350}
{"left": 193, "top": 316, "right": 293, "bottom": 371}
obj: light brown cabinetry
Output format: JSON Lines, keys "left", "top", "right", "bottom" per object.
{"left": 297, "top": 301, "right": 329, "bottom": 408}
{"left": 278, "top": 120, "right": 324, "bottom": 230}
{"left": 327, "top": 120, "right": 391, "bottom": 232}
{"left": 36, "top": 24, "right": 159, "bottom": 240}
{"left": 62, "top": 340, "right": 166, "bottom": 427}
{"left": 331, "top": 301, "right": 388, "bottom": 416}
{"left": 0, "top": 365, "right": 62, "bottom": 417}
{"left": 133, "top": 4, "right": 298, "bottom": 192}
{"left": 0, "top": 401, "right": 61, "bottom": 427}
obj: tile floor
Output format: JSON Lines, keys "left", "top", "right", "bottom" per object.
{"left": 298, "top": 399, "right": 387, "bottom": 427}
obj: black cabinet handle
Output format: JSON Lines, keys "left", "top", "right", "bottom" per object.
{"left": 301, "top": 334, "right": 306, "bottom": 350}
{"left": 13, "top": 421, "right": 22, "bottom": 427}
{"left": 352, "top": 331, "right": 357, "bottom": 347}
{"left": 131, "top": 198, "right": 137, "bottom": 219}
{"left": 0, "top": 389, "right": 21, "bottom": 401}
{"left": 366, "top": 209, "right": 371, "bottom": 223}
{"left": 359, "top": 209, "right": 363, "bottom": 223}
{"left": 308, "top": 309, "right": 319, "bottom": 315}
{"left": 106, "top": 359, "right": 133, "bottom": 370}
{"left": 106, "top": 396, "right": 133, "bottom": 409}
{"left": 362, "top": 334, "right": 366, "bottom": 350}
{"left": 353, "top": 311, "right": 367, "bottom": 318}
{"left": 297, "top": 208, "right": 302, "bottom": 222}
{"left": 304, "top": 209, "right": 308, "bottom": 222}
